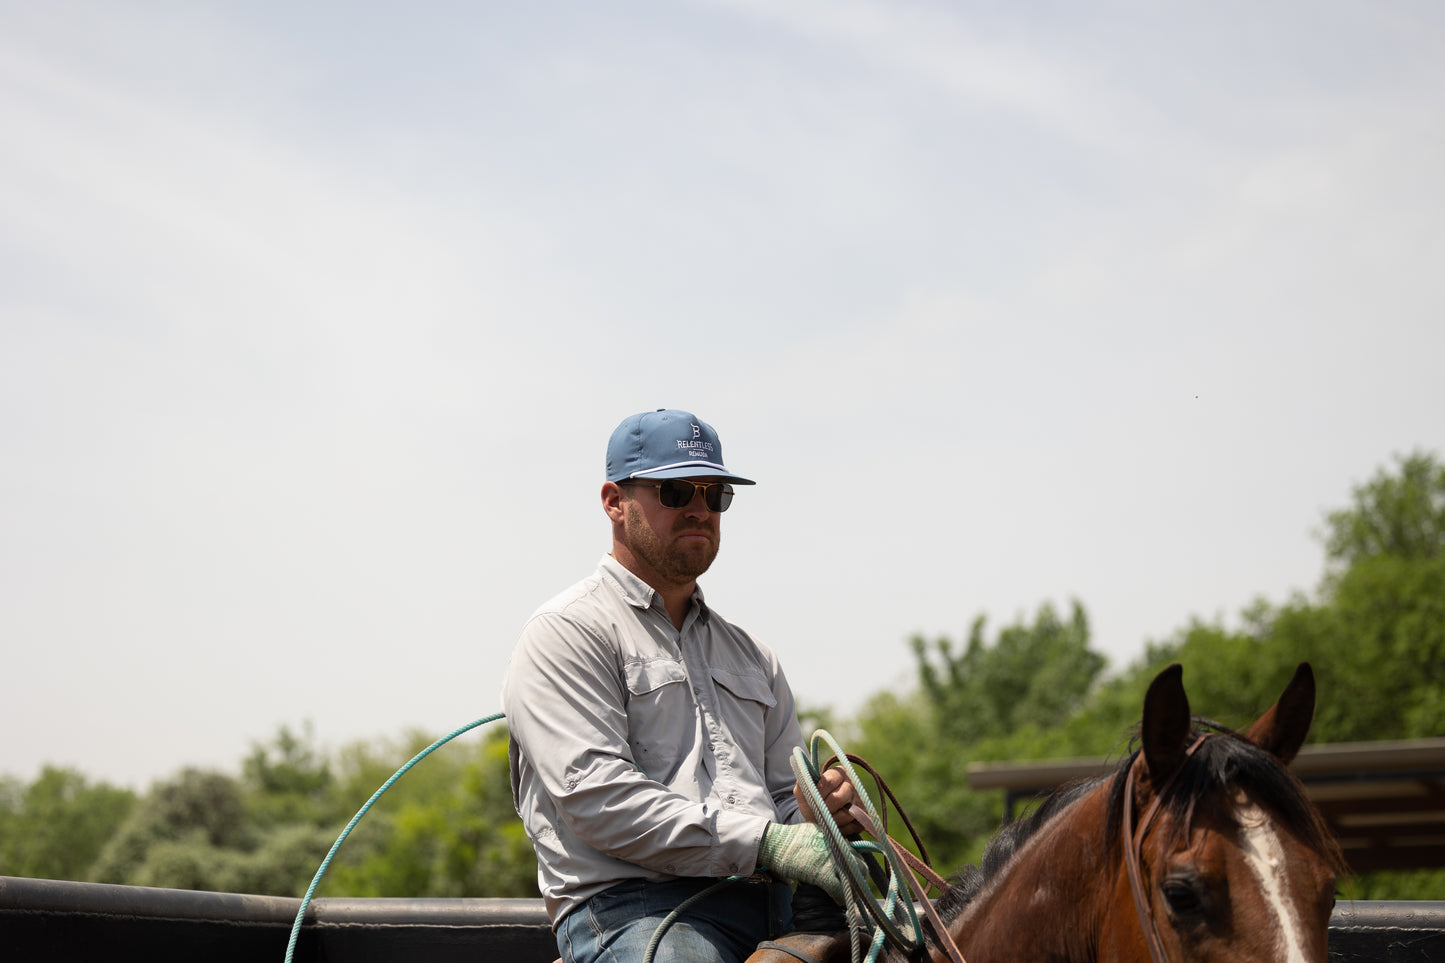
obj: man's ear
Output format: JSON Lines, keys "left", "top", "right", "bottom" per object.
{"left": 602, "top": 481, "right": 626, "bottom": 522}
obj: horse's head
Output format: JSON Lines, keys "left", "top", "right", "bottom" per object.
{"left": 931, "top": 662, "right": 1345, "bottom": 963}
{"left": 1108, "top": 662, "right": 1346, "bottom": 963}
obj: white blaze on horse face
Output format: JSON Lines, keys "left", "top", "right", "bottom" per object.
{"left": 1235, "top": 794, "right": 1309, "bottom": 963}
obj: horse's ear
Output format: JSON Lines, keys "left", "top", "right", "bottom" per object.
{"left": 1242, "top": 662, "right": 1315, "bottom": 765}
{"left": 1141, "top": 663, "right": 1192, "bottom": 786}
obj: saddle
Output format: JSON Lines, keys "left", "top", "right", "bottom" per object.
{"left": 748, "top": 930, "right": 852, "bottom": 963}
{"left": 747, "top": 879, "right": 854, "bottom": 963}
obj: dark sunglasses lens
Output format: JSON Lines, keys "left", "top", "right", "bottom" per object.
{"left": 656, "top": 480, "right": 733, "bottom": 512}
{"left": 706, "top": 486, "right": 733, "bottom": 512}
{"left": 656, "top": 480, "right": 693, "bottom": 508}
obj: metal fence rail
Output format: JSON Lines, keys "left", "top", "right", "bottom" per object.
{"left": 3, "top": 876, "right": 1443, "bottom": 962}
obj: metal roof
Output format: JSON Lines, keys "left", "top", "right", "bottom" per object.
{"left": 965, "top": 738, "right": 1445, "bottom": 874}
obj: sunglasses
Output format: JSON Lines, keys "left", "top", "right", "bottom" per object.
{"left": 622, "top": 479, "right": 735, "bottom": 513}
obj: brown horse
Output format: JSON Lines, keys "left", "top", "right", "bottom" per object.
{"left": 751, "top": 662, "right": 1345, "bottom": 963}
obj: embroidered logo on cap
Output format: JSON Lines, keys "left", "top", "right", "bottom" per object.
{"left": 676, "top": 423, "right": 715, "bottom": 459}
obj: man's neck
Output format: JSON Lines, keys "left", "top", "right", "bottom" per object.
{"left": 610, "top": 550, "right": 695, "bottom": 629}
{"left": 656, "top": 585, "right": 694, "bottom": 630}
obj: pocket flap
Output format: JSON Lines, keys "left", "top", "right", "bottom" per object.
{"left": 624, "top": 658, "right": 688, "bottom": 696}
{"left": 711, "top": 666, "right": 777, "bottom": 707}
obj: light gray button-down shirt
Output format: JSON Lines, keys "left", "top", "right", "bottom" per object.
{"left": 501, "top": 555, "right": 804, "bottom": 924}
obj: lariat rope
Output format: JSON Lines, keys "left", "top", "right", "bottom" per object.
{"left": 791, "top": 730, "right": 967, "bottom": 963}
{"left": 283, "top": 714, "right": 503, "bottom": 963}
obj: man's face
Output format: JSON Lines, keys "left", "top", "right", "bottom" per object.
{"left": 619, "top": 477, "right": 722, "bottom": 587}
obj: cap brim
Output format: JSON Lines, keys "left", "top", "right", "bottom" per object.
{"left": 630, "top": 463, "right": 756, "bottom": 485}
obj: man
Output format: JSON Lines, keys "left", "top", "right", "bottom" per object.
{"left": 502, "top": 409, "right": 857, "bottom": 963}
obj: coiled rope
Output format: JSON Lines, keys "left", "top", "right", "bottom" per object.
{"left": 790, "top": 729, "right": 927, "bottom": 962}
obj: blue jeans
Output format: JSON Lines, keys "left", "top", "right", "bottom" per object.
{"left": 557, "top": 877, "right": 794, "bottom": 963}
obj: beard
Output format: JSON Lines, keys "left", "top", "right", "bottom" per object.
{"left": 623, "top": 500, "right": 720, "bottom": 585}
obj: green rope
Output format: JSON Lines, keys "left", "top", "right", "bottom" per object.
{"left": 790, "top": 729, "right": 926, "bottom": 960}
{"left": 641, "top": 877, "right": 746, "bottom": 963}
{"left": 283, "top": 713, "right": 505, "bottom": 963}
{"left": 284, "top": 719, "right": 918, "bottom": 963}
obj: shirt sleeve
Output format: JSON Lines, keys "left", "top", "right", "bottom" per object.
{"left": 761, "top": 647, "right": 806, "bottom": 826}
{"left": 502, "top": 610, "right": 771, "bottom": 878}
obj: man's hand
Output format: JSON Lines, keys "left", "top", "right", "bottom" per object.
{"left": 794, "top": 767, "right": 862, "bottom": 836}
{"left": 757, "top": 822, "right": 860, "bottom": 904}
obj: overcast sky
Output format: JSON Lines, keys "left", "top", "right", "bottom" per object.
{"left": 3, "top": 1, "right": 1442, "bottom": 790}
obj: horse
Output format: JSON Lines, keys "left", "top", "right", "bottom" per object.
{"left": 750, "top": 661, "right": 1346, "bottom": 963}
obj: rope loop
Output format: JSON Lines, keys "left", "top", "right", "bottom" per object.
{"left": 791, "top": 729, "right": 927, "bottom": 958}
{"left": 283, "top": 713, "right": 505, "bottom": 963}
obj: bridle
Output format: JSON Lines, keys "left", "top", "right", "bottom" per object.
{"left": 1121, "top": 734, "right": 1212, "bottom": 963}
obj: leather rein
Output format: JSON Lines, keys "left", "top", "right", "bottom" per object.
{"left": 846, "top": 802, "right": 965, "bottom": 963}
{"left": 1121, "top": 734, "right": 1212, "bottom": 963}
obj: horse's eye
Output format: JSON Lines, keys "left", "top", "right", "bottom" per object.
{"left": 1162, "top": 881, "right": 1203, "bottom": 915}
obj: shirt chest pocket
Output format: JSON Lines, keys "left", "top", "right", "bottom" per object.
{"left": 710, "top": 666, "right": 776, "bottom": 709}
{"left": 709, "top": 666, "right": 776, "bottom": 758}
{"left": 623, "top": 659, "right": 692, "bottom": 778}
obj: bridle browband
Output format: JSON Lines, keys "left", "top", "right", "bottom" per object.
{"left": 1121, "top": 734, "right": 1212, "bottom": 963}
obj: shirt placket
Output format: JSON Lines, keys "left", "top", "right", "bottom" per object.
{"left": 678, "top": 615, "right": 740, "bottom": 811}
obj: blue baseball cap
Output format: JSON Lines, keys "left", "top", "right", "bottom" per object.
{"left": 606, "top": 409, "right": 756, "bottom": 485}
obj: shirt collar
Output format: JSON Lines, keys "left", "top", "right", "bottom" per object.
{"left": 597, "top": 554, "right": 710, "bottom": 622}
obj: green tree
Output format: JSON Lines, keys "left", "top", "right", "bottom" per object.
{"left": 1306, "top": 553, "right": 1445, "bottom": 740}
{"left": 89, "top": 767, "right": 251, "bottom": 888}
{"left": 0, "top": 767, "right": 135, "bottom": 882}
{"left": 324, "top": 726, "right": 535, "bottom": 898}
{"left": 914, "top": 600, "right": 1105, "bottom": 746}
{"left": 1307, "top": 450, "right": 1445, "bottom": 740}
{"left": 1322, "top": 450, "right": 1445, "bottom": 569}
{"left": 847, "top": 600, "right": 1108, "bottom": 873}
{"left": 242, "top": 722, "right": 335, "bottom": 827}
